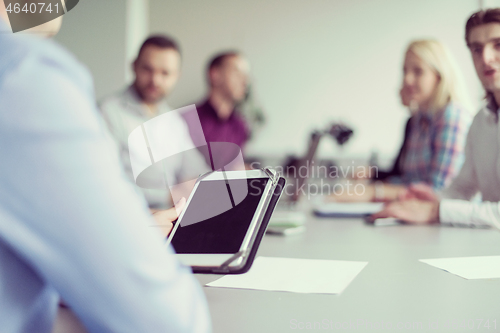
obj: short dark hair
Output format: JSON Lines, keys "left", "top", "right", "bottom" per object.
{"left": 208, "top": 51, "right": 240, "bottom": 71}
{"left": 465, "top": 8, "right": 500, "bottom": 45}
{"left": 136, "top": 34, "right": 181, "bottom": 60}
{"left": 206, "top": 51, "right": 240, "bottom": 85}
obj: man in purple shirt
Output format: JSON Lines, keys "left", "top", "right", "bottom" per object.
{"left": 183, "top": 51, "right": 250, "bottom": 167}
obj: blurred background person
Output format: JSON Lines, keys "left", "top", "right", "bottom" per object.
{"left": 100, "top": 35, "right": 209, "bottom": 210}
{"left": 336, "top": 39, "right": 473, "bottom": 202}
{"left": 183, "top": 51, "right": 251, "bottom": 168}
{"left": 372, "top": 8, "right": 500, "bottom": 228}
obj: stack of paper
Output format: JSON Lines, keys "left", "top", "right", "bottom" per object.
{"left": 206, "top": 256, "right": 368, "bottom": 294}
{"left": 313, "top": 202, "right": 384, "bottom": 217}
{"left": 269, "top": 211, "right": 307, "bottom": 227}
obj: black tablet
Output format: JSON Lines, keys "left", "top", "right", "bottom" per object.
{"left": 167, "top": 169, "right": 284, "bottom": 273}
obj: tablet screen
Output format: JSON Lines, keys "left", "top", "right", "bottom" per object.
{"left": 171, "top": 178, "right": 268, "bottom": 254}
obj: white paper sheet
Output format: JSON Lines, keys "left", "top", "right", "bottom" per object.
{"left": 206, "top": 256, "right": 368, "bottom": 294}
{"left": 373, "top": 217, "right": 403, "bottom": 227}
{"left": 314, "top": 202, "right": 384, "bottom": 217}
{"left": 419, "top": 256, "right": 500, "bottom": 279}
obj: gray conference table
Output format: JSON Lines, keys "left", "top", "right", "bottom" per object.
{"left": 196, "top": 211, "right": 500, "bottom": 333}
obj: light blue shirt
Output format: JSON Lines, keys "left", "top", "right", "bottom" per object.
{"left": 0, "top": 20, "right": 210, "bottom": 333}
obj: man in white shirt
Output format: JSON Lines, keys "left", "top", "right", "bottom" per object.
{"left": 372, "top": 8, "right": 500, "bottom": 229}
{"left": 0, "top": 5, "right": 210, "bottom": 333}
{"left": 100, "top": 35, "right": 209, "bottom": 210}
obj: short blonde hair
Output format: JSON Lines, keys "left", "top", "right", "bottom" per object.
{"left": 406, "top": 39, "right": 472, "bottom": 113}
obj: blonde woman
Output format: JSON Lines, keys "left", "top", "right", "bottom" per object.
{"left": 340, "top": 39, "right": 473, "bottom": 202}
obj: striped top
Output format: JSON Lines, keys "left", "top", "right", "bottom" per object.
{"left": 398, "top": 103, "right": 472, "bottom": 190}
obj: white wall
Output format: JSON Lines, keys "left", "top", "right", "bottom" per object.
{"left": 54, "top": 0, "right": 128, "bottom": 100}
{"left": 55, "top": 0, "right": 149, "bottom": 100}
{"left": 126, "top": 0, "right": 149, "bottom": 83}
{"left": 54, "top": 0, "right": 497, "bottom": 161}
{"left": 149, "top": 0, "right": 488, "bottom": 161}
